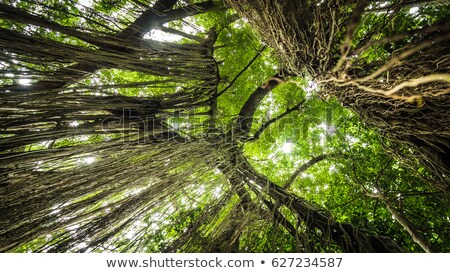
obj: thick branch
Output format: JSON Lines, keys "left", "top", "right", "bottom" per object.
{"left": 383, "top": 197, "right": 439, "bottom": 253}
{"left": 162, "top": 1, "right": 223, "bottom": 23}
{"left": 117, "top": 0, "right": 178, "bottom": 39}
{"left": 235, "top": 74, "right": 284, "bottom": 138}
{"left": 157, "top": 26, "right": 205, "bottom": 42}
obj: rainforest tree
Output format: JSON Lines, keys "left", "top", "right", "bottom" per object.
{"left": 0, "top": 0, "right": 448, "bottom": 253}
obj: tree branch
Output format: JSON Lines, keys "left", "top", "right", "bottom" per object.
{"left": 283, "top": 153, "right": 347, "bottom": 189}
{"left": 162, "top": 1, "right": 224, "bottom": 23}
{"left": 382, "top": 196, "right": 439, "bottom": 253}
{"left": 157, "top": 26, "right": 205, "bottom": 42}
{"left": 216, "top": 46, "right": 266, "bottom": 98}
{"left": 234, "top": 74, "right": 284, "bottom": 138}
{"left": 367, "top": 0, "right": 448, "bottom": 13}
{"left": 250, "top": 99, "right": 305, "bottom": 141}
{"left": 117, "top": 0, "right": 179, "bottom": 39}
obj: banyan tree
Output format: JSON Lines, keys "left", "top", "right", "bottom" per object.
{"left": 0, "top": 0, "right": 449, "bottom": 253}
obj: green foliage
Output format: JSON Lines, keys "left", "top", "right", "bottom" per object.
{"left": 215, "top": 20, "right": 277, "bottom": 120}
{"left": 1, "top": 0, "right": 449, "bottom": 253}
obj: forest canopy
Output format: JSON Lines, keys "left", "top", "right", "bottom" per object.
{"left": 0, "top": 0, "right": 449, "bottom": 253}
